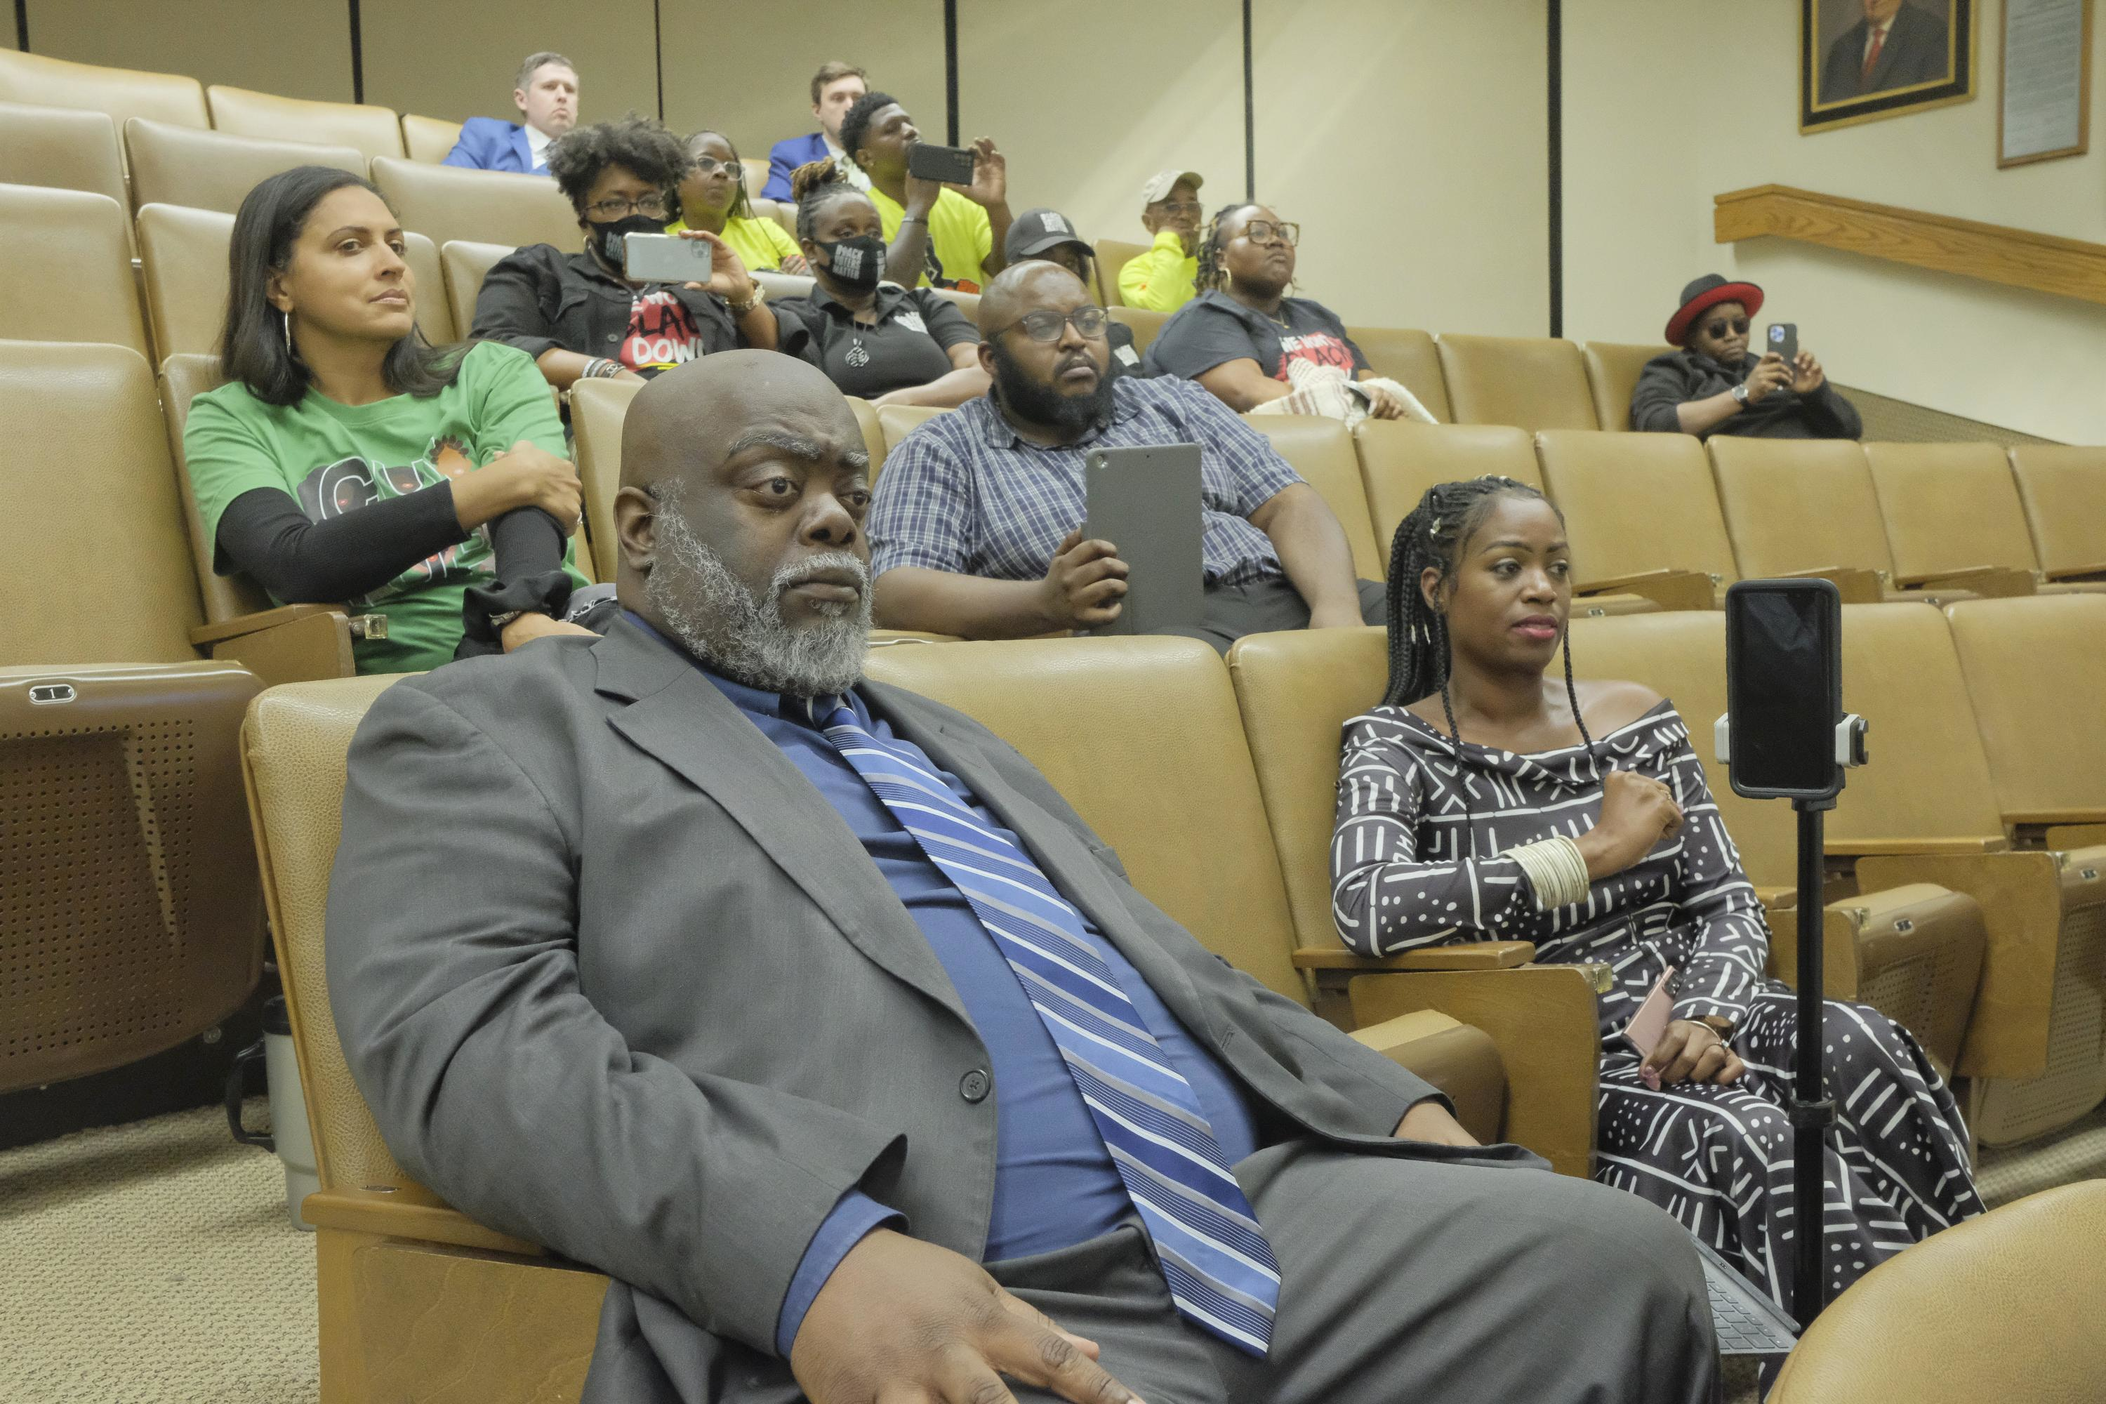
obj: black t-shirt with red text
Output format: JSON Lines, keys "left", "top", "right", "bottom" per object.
{"left": 1142, "top": 288, "right": 1369, "bottom": 383}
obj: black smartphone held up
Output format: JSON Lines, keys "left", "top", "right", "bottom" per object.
{"left": 1766, "top": 322, "right": 1799, "bottom": 365}
{"left": 1722, "top": 578, "right": 1863, "bottom": 801}
{"left": 906, "top": 141, "right": 977, "bottom": 185}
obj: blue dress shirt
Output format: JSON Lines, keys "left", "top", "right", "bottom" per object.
{"left": 631, "top": 618, "right": 1258, "bottom": 1355}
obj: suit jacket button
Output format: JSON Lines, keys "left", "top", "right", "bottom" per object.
{"left": 959, "top": 1069, "right": 991, "bottom": 1103}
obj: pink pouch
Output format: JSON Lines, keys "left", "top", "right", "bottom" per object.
{"left": 1625, "top": 966, "right": 1677, "bottom": 1089}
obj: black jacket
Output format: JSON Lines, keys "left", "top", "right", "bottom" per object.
{"left": 1630, "top": 348, "right": 1862, "bottom": 441}
{"left": 469, "top": 244, "right": 739, "bottom": 370}
{"left": 1819, "top": 1, "right": 1950, "bottom": 102}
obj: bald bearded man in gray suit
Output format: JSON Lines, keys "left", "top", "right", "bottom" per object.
{"left": 327, "top": 352, "right": 1721, "bottom": 1404}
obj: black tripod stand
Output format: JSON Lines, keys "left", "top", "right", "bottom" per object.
{"left": 1788, "top": 798, "right": 1836, "bottom": 1326}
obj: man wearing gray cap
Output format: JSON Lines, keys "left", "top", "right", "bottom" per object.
{"left": 1119, "top": 169, "right": 1204, "bottom": 312}
{"left": 1004, "top": 207, "right": 1145, "bottom": 378}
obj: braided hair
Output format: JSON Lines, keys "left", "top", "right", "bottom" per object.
{"left": 1382, "top": 476, "right": 1598, "bottom": 801}
{"left": 684, "top": 129, "right": 753, "bottom": 223}
{"left": 1193, "top": 202, "right": 1256, "bottom": 295}
{"left": 788, "top": 157, "right": 870, "bottom": 243}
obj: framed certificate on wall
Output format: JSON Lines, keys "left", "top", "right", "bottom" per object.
{"left": 2000, "top": 0, "right": 2091, "bottom": 166}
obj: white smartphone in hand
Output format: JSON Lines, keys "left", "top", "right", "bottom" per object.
{"left": 623, "top": 233, "right": 711, "bottom": 283}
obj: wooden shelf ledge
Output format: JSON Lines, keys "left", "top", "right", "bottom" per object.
{"left": 1714, "top": 184, "right": 2106, "bottom": 307}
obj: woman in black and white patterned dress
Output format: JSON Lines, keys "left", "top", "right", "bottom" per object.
{"left": 1329, "top": 475, "right": 1981, "bottom": 1319}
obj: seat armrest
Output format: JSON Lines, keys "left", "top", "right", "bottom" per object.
{"left": 1826, "top": 836, "right": 2009, "bottom": 857}
{"left": 1293, "top": 942, "right": 1536, "bottom": 972}
{"left": 2042, "top": 563, "right": 2106, "bottom": 582}
{"left": 1753, "top": 885, "right": 1797, "bottom": 910}
{"left": 2008, "top": 810, "right": 2106, "bottom": 850}
{"left": 206, "top": 609, "right": 358, "bottom": 687}
{"left": 1579, "top": 569, "right": 1716, "bottom": 612}
{"left": 302, "top": 1184, "right": 549, "bottom": 1257}
{"left": 1781, "top": 566, "right": 1883, "bottom": 604}
{"left": 1897, "top": 565, "right": 2037, "bottom": 597}
{"left": 1344, "top": 964, "right": 1601, "bottom": 1178}
{"left": 189, "top": 602, "right": 348, "bottom": 646}
{"left": 1349, "top": 1013, "right": 1507, "bottom": 1144}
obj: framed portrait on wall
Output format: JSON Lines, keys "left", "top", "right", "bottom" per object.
{"left": 1802, "top": 0, "right": 1977, "bottom": 132}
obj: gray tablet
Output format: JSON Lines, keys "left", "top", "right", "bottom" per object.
{"left": 1083, "top": 443, "right": 1205, "bottom": 637}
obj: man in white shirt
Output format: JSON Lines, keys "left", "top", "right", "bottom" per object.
{"left": 444, "top": 52, "right": 580, "bottom": 176}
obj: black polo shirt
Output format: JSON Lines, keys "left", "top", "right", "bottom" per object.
{"left": 770, "top": 283, "right": 981, "bottom": 399}
{"left": 1142, "top": 287, "right": 1368, "bottom": 383}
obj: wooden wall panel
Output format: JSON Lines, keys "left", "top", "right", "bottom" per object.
{"left": 657, "top": 4, "right": 944, "bottom": 161}
{"left": 24, "top": 0, "right": 352, "bottom": 101}
{"left": 360, "top": 0, "right": 656, "bottom": 127}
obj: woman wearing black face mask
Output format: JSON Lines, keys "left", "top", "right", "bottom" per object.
{"left": 765, "top": 160, "right": 988, "bottom": 408}
{"left": 469, "top": 115, "right": 775, "bottom": 393}
{"left": 1630, "top": 274, "right": 1861, "bottom": 440}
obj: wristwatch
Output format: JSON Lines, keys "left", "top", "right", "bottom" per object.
{"left": 1731, "top": 382, "right": 1750, "bottom": 405}
{"left": 728, "top": 282, "right": 767, "bottom": 315}
{"left": 488, "top": 610, "right": 524, "bottom": 632}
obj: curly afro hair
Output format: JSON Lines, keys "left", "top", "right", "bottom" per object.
{"left": 837, "top": 89, "right": 901, "bottom": 167}
{"left": 547, "top": 114, "right": 690, "bottom": 219}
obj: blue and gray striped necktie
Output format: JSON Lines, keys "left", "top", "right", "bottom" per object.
{"left": 810, "top": 697, "right": 1280, "bottom": 1356}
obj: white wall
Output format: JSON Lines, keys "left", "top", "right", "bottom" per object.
{"left": 1563, "top": 0, "right": 2106, "bottom": 442}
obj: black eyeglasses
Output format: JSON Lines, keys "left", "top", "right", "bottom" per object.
{"left": 1236, "top": 219, "right": 1299, "bottom": 246}
{"left": 993, "top": 306, "right": 1111, "bottom": 343}
{"left": 1703, "top": 318, "right": 1751, "bottom": 338}
{"left": 585, "top": 194, "right": 670, "bottom": 219}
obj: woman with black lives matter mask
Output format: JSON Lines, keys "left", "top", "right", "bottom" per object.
{"left": 469, "top": 116, "right": 776, "bottom": 393}
{"left": 765, "top": 159, "right": 989, "bottom": 408}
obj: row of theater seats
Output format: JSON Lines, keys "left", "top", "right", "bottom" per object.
{"left": 230, "top": 601, "right": 2106, "bottom": 1398}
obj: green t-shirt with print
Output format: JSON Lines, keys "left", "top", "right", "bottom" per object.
{"left": 183, "top": 340, "right": 589, "bottom": 674}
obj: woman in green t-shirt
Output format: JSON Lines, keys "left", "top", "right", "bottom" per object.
{"left": 183, "top": 165, "right": 596, "bottom": 675}
{"left": 667, "top": 129, "right": 808, "bottom": 275}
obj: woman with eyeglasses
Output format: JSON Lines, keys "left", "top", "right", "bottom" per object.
{"left": 765, "top": 159, "right": 989, "bottom": 408}
{"left": 665, "top": 129, "right": 808, "bottom": 275}
{"left": 470, "top": 116, "right": 774, "bottom": 392}
{"left": 1142, "top": 203, "right": 1410, "bottom": 419}
{"left": 1631, "top": 274, "right": 1861, "bottom": 439}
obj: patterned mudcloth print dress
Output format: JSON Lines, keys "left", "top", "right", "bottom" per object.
{"left": 1330, "top": 699, "right": 1982, "bottom": 1316}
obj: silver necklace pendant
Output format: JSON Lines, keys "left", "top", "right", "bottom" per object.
{"left": 845, "top": 337, "right": 871, "bottom": 368}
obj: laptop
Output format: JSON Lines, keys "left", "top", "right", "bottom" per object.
{"left": 1082, "top": 443, "right": 1205, "bottom": 637}
{"left": 1689, "top": 1234, "right": 1799, "bottom": 1358}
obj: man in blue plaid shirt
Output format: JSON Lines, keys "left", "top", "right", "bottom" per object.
{"left": 867, "top": 263, "right": 1383, "bottom": 651}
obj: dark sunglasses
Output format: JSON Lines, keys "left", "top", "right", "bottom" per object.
{"left": 1703, "top": 318, "right": 1751, "bottom": 338}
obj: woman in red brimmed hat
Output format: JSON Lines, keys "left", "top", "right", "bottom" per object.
{"left": 1630, "top": 274, "right": 1861, "bottom": 440}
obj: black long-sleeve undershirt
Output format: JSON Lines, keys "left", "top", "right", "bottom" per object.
{"left": 213, "top": 486, "right": 574, "bottom": 648}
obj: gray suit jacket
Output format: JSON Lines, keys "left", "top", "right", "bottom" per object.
{"left": 327, "top": 619, "right": 1469, "bottom": 1393}
{"left": 1820, "top": 2, "right": 1951, "bottom": 102}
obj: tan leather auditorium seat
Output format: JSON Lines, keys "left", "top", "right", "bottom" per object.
{"left": 126, "top": 117, "right": 365, "bottom": 216}
{"left": 1866, "top": 441, "right": 2106, "bottom": 597}
{"left": 1435, "top": 333, "right": 1598, "bottom": 432}
{"left": 439, "top": 239, "right": 515, "bottom": 344}
{"left": 1224, "top": 627, "right": 1603, "bottom": 1177}
{"left": 1091, "top": 237, "right": 1146, "bottom": 307}
{"left": 0, "top": 49, "right": 207, "bottom": 171}
{"left": 1108, "top": 303, "right": 1167, "bottom": 354}
{"left": 2007, "top": 444, "right": 2106, "bottom": 585}
{"left": 206, "top": 85, "right": 405, "bottom": 162}
{"left": 1352, "top": 421, "right": 1542, "bottom": 566}
{"left": 1771, "top": 1181, "right": 2106, "bottom": 1404}
{"left": 1829, "top": 604, "right": 2106, "bottom": 1144}
{"left": 1709, "top": 436, "right": 1913, "bottom": 604}
{"left": 876, "top": 402, "right": 948, "bottom": 459}
{"left": 369, "top": 156, "right": 580, "bottom": 256}
{"left": 399, "top": 113, "right": 463, "bottom": 163}
{"left": 1345, "top": 325, "right": 1452, "bottom": 423}
{"left": 1579, "top": 340, "right": 1670, "bottom": 432}
{"left": 1567, "top": 609, "right": 1983, "bottom": 1075}
{"left": 1244, "top": 416, "right": 1384, "bottom": 581}
{"left": 0, "top": 99, "right": 128, "bottom": 209}
{"left": 1534, "top": 429, "right": 1733, "bottom": 610}
{"left": 2, "top": 339, "right": 265, "bottom": 1093}
{"left": 0, "top": 184, "right": 148, "bottom": 358}
{"left": 137, "top": 202, "right": 452, "bottom": 358}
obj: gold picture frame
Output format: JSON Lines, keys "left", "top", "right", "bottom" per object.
{"left": 1802, "top": 0, "right": 1977, "bottom": 133}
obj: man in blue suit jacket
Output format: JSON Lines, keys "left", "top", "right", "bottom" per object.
{"left": 762, "top": 60, "right": 867, "bottom": 200}
{"left": 445, "top": 50, "right": 579, "bottom": 176}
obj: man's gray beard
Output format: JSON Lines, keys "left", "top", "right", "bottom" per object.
{"left": 644, "top": 511, "right": 871, "bottom": 697}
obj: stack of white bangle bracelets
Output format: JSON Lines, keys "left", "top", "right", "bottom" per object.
{"left": 1507, "top": 835, "right": 1590, "bottom": 911}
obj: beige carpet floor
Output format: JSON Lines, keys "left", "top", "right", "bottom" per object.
{"left": 4, "top": 1096, "right": 2102, "bottom": 1403}
{"left": 0, "top": 1099, "right": 318, "bottom": 1404}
